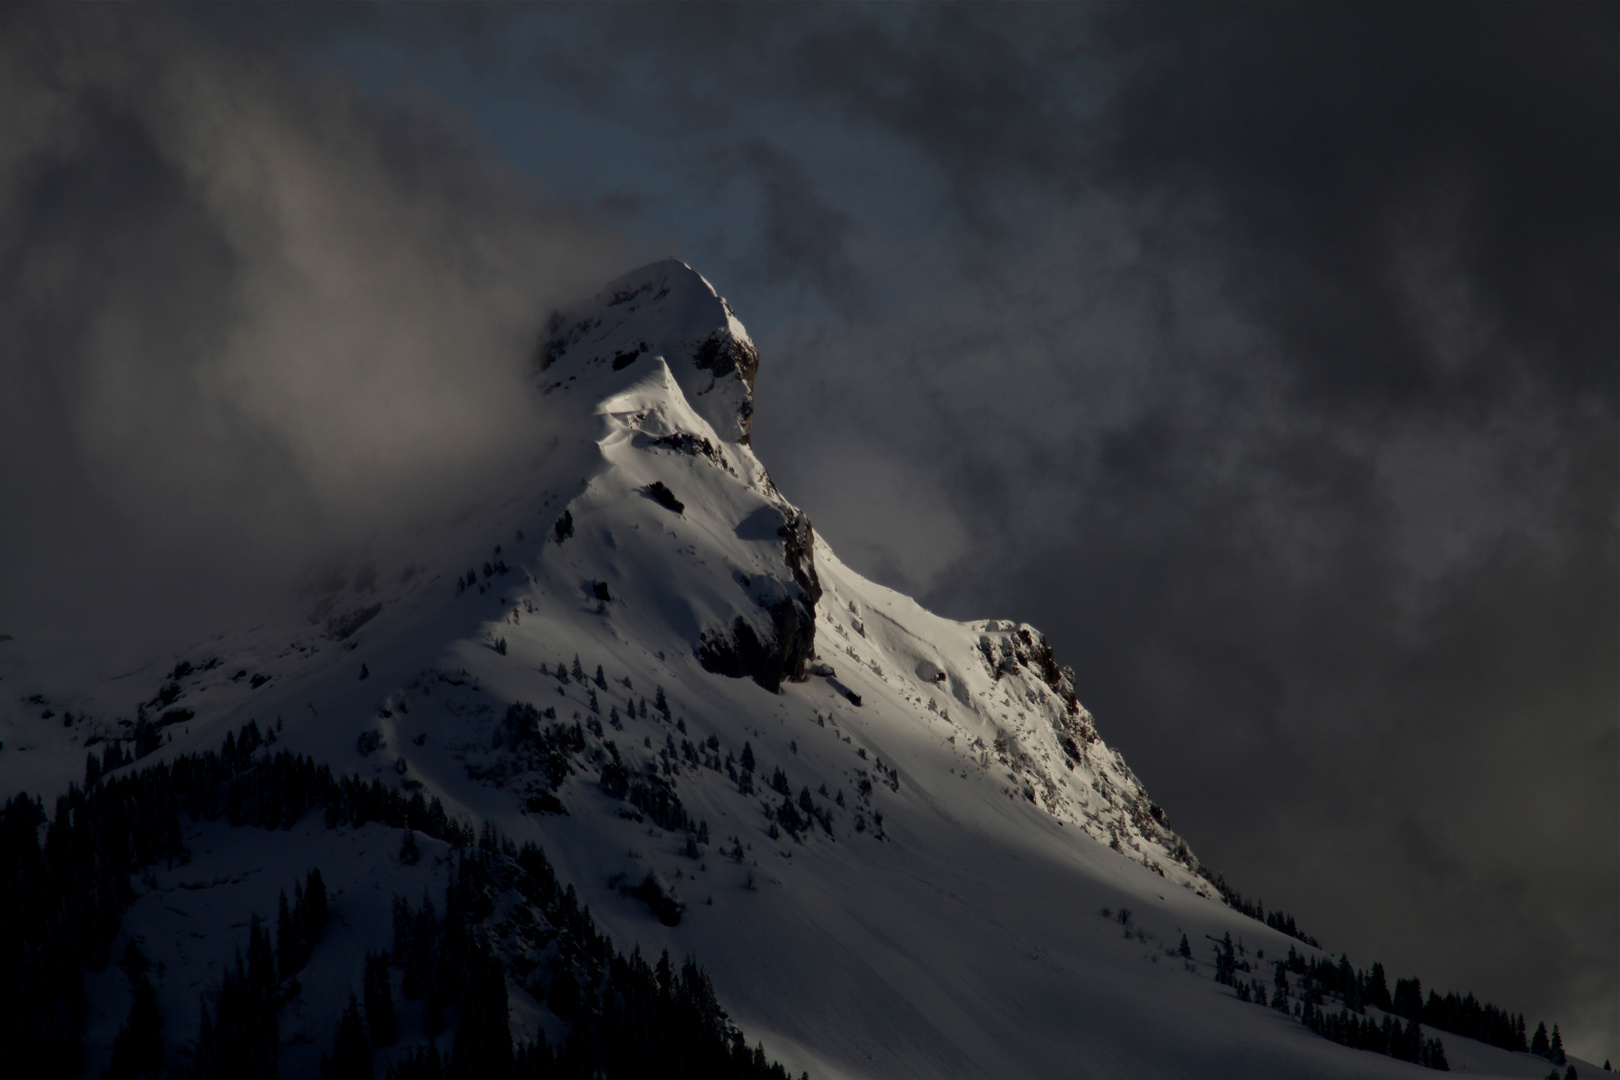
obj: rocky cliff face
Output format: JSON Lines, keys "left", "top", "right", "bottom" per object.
{"left": 538, "top": 260, "right": 818, "bottom": 695}
{"left": 539, "top": 259, "right": 760, "bottom": 444}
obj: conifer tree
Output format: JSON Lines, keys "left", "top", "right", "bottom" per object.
{"left": 105, "top": 976, "right": 166, "bottom": 1079}
{"left": 329, "top": 992, "right": 373, "bottom": 1079}
{"left": 277, "top": 890, "right": 297, "bottom": 979}
{"left": 1365, "top": 961, "right": 1392, "bottom": 1011}
{"left": 1533, "top": 1022, "right": 1551, "bottom": 1057}
{"left": 1552, "top": 1025, "right": 1566, "bottom": 1065}
{"left": 364, "top": 951, "right": 396, "bottom": 1047}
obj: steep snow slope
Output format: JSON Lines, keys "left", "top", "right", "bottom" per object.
{"left": 2, "top": 262, "right": 1576, "bottom": 1079}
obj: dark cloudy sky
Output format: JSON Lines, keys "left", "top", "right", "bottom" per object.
{"left": 2, "top": 3, "right": 1615, "bottom": 1062}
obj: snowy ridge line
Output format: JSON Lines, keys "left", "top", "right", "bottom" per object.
{"left": 3, "top": 259, "right": 1587, "bottom": 1080}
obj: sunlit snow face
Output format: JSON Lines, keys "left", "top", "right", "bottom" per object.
{"left": 0, "top": 4, "right": 1613, "bottom": 1061}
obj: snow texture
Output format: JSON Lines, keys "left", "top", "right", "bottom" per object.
{"left": 3, "top": 261, "right": 1588, "bottom": 1079}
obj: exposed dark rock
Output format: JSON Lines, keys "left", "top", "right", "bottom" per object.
{"left": 643, "top": 482, "right": 684, "bottom": 514}
{"left": 536, "top": 310, "right": 566, "bottom": 371}
{"left": 698, "top": 505, "right": 821, "bottom": 693}
{"left": 693, "top": 330, "right": 759, "bottom": 389}
{"left": 778, "top": 508, "right": 821, "bottom": 606}
{"left": 630, "top": 873, "right": 683, "bottom": 927}
{"left": 524, "top": 792, "right": 568, "bottom": 815}
{"left": 156, "top": 708, "right": 194, "bottom": 729}
{"left": 645, "top": 431, "right": 734, "bottom": 474}
{"left": 592, "top": 581, "right": 612, "bottom": 602}
{"left": 697, "top": 617, "right": 781, "bottom": 692}
{"left": 697, "top": 586, "right": 818, "bottom": 694}
{"left": 690, "top": 330, "right": 758, "bottom": 443}
{"left": 827, "top": 678, "right": 862, "bottom": 707}
{"left": 326, "top": 603, "right": 382, "bottom": 641}
{"left": 553, "top": 508, "right": 574, "bottom": 543}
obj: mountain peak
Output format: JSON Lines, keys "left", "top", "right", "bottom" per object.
{"left": 538, "top": 259, "right": 760, "bottom": 444}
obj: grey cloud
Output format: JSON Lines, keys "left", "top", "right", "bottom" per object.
{"left": 723, "top": 141, "right": 857, "bottom": 306}
{"left": 533, "top": 5, "right": 1616, "bottom": 1054}
{"left": 0, "top": 7, "right": 623, "bottom": 674}
{"left": 7, "top": 1, "right": 1614, "bottom": 1062}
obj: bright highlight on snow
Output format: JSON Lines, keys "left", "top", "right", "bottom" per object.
{"left": 0, "top": 263, "right": 1594, "bottom": 1080}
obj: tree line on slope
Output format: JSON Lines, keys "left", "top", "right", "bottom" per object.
{"left": 1209, "top": 931, "right": 1582, "bottom": 1073}
{"left": 1213, "top": 933, "right": 1448, "bottom": 1069}
{"left": 1, "top": 720, "right": 800, "bottom": 1080}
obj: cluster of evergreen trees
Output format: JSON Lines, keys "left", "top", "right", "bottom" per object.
{"left": 1201, "top": 871, "right": 1321, "bottom": 948}
{"left": 1285, "top": 941, "right": 1544, "bottom": 1056}
{"left": 496, "top": 703, "right": 585, "bottom": 792}
{"left": 1218, "top": 939, "right": 1445, "bottom": 1075}
{"left": 1213, "top": 938, "right": 1449, "bottom": 1069}
{"left": 1220, "top": 940, "right": 1583, "bottom": 1072}
{"left": 380, "top": 841, "right": 795, "bottom": 1079}
{"left": 1393, "top": 977, "right": 1533, "bottom": 1054}
{"left": 278, "top": 871, "right": 332, "bottom": 981}
{"left": 2, "top": 747, "right": 189, "bottom": 1077}
{"left": 1, "top": 720, "right": 800, "bottom": 1079}
{"left": 1529, "top": 1020, "right": 1569, "bottom": 1066}
{"left": 1201, "top": 870, "right": 1571, "bottom": 1068}
{"left": 105, "top": 945, "right": 166, "bottom": 1080}
{"left": 1298, "top": 997, "right": 1449, "bottom": 1069}
{"left": 176, "top": 913, "right": 284, "bottom": 1079}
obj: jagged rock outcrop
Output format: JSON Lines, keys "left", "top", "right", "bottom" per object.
{"left": 696, "top": 506, "right": 821, "bottom": 693}
{"left": 538, "top": 259, "right": 760, "bottom": 443}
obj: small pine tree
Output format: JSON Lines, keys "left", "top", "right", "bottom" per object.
{"left": 1533, "top": 1022, "right": 1551, "bottom": 1057}
{"left": 1178, "top": 933, "right": 1191, "bottom": 958}
{"left": 1429, "top": 1038, "right": 1449, "bottom": 1071}
{"left": 364, "top": 951, "right": 396, "bottom": 1047}
{"left": 330, "top": 992, "right": 373, "bottom": 1079}
{"left": 305, "top": 869, "right": 330, "bottom": 942}
{"left": 423, "top": 983, "right": 447, "bottom": 1038}
{"left": 571, "top": 655, "right": 585, "bottom": 681}
{"left": 1365, "top": 961, "right": 1391, "bottom": 1011}
{"left": 740, "top": 741, "right": 755, "bottom": 772}
{"left": 106, "top": 976, "right": 166, "bottom": 1078}
{"left": 655, "top": 686, "right": 670, "bottom": 718}
{"left": 277, "top": 890, "right": 297, "bottom": 979}
{"left": 594, "top": 665, "right": 606, "bottom": 689}
{"left": 1552, "top": 1025, "right": 1566, "bottom": 1065}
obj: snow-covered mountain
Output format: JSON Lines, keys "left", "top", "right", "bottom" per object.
{"left": 0, "top": 262, "right": 1589, "bottom": 1079}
